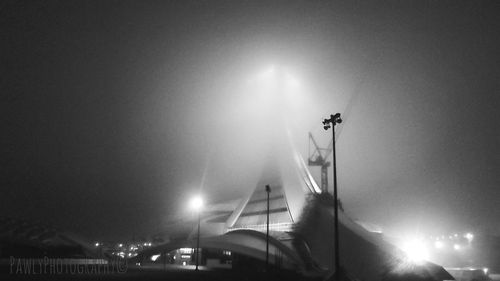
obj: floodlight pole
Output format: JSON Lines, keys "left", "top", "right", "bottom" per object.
{"left": 323, "top": 113, "right": 342, "bottom": 281}
{"left": 195, "top": 210, "right": 201, "bottom": 271}
{"left": 265, "top": 184, "right": 271, "bottom": 272}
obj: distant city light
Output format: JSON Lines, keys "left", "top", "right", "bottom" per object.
{"left": 483, "top": 268, "right": 489, "bottom": 275}
{"left": 95, "top": 242, "right": 100, "bottom": 247}
{"left": 151, "top": 254, "right": 161, "bottom": 261}
{"left": 434, "top": 241, "right": 444, "bottom": 249}
{"left": 453, "top": 244, "right": 461, "bottom": 250}
{"left": 118, "top": 243, "right": 123, "bottom": 247}
{"left": 465, "top": 232, "right": 474, "bottom": 242}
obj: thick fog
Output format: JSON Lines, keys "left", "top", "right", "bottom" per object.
{"left": 2, "top": 1, "right": 498, "bottom": 240}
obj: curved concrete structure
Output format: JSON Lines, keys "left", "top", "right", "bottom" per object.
{"left": 137, "top": 229, "right": 303, "bottom": 270}
{"left": 144, "top": 140, "right": 453, "bottom": 281}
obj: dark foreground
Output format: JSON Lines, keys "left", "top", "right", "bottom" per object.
{"left": 0, "top": 267, "right": 319, "bottom": 281}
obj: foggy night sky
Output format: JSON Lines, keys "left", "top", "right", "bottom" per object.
{"left": 1, "top": 1, "right": 499, "bottom": 241}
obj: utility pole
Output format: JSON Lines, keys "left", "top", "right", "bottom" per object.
{"left": 195, "top": 210, "right": 201, "bottom": 271}
{"left": 323, "top": 113, "right": 342, "bottom": 281}
{"left": 190, "top": 196, "right": 203, "bottom": 271}
{"left": 265, "top": 184, "right": 271, "bottom": 272}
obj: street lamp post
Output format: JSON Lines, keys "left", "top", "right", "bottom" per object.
{"left": 196, "top": 209, "right": 201, "bottom": 271}
{"left": 265, "top": 184, "right": 271, "bottom": 272}
{"left": 323, "top": 113, "right": 342, "bottom": 281}
{"left": 189, "top": 196, "right": 203, "bottom": 271}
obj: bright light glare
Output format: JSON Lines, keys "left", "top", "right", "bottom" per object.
{"left": 453, "top": 244, "right": 461, "bottom": 250}
{"left": 483, "top": 268, "right": 488, "bottom": 274}
{"left": 95, "top": 242, "right": 100, "bottom": 247}
{"left": 401, "top": 239, "right": 429, "bottom": 264}
{"left": 434, "top": 241, "right": 444, "bottom": 249}
{"left": 242, "top": 64, "right": 308, "bottom": 118}
{"left": 151, "top": 254, "right": 161, "bottom": 262}
{"left": 189, "top": 196, "right": 204, "bottom": 211}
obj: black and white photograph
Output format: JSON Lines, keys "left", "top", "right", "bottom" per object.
{"left": 1, "top": 1, "right": 499, "bottom": 281}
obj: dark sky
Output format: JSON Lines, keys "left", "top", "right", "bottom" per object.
{"left": 1, "top": 0, "right": 499, "bottom": 241}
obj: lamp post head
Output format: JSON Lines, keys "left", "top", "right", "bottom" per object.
{"left": 323, "top": 113, "right": 342, "bottom": 130}
{"left": 189, "top": 196, "right": 204, "bottom": 212}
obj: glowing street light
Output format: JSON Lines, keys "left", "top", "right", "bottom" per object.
{"left": 402, "top": 239, "right": 429, "bottom": 264}
{"left": 189, "top": 195, "right": 204, "bottom": 271}
{"left": 189, "top": 196, "right": 203, "bottom": 212}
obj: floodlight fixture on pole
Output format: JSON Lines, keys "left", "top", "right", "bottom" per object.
{"left": 189, "top": 195, "right": 204, "bottom": 271}
{"left": 323, "top": 113, "right": 342, "bottom": 281}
